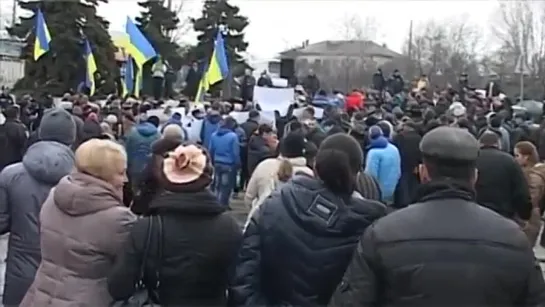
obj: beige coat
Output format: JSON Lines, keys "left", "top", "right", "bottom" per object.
{"left": 20, "top": 172, "right": 136, "bottom": 307}
{"left": 244, "top": 157, "right": 313, "bottom": 228}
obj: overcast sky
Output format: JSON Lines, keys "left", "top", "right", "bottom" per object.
{"left": 98, "top": 0, "right": 496, "bottom": 59}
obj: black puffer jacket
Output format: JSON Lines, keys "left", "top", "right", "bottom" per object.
{"left": 108, "top": 190, "right": 242, "bottom": 306}
{"left": 230, "top": 174, "right": 386, "bottom": 307}
{"left": 330, "top": 180, "right": 545, "bottom": 306}
{"left": 475, "top": 146, "right": 532, "bottom": 220}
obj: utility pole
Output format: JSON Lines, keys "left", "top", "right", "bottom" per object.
{"left": 407, "top": 20, "right": 413, "bottom": 79}
{"left": 11, "top": 0, "right": 16, "bottom": 27}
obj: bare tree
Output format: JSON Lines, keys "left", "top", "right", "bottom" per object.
{"left": 169, "top": 0, "right": 193, "bottom": 45}
{"left": 336, "top": 14, "right": 379, "bottom": 41}
{"left": 490, "top": 0, "right": 545, "bottom": 96}
{"left": 403, "top": 17, "right": 482, "bottom": 87}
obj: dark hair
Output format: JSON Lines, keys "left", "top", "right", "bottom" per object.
{"left": 422, "top": 155, "right": 476, "bottom": 182}
{"left": 147, "top": 115, "right": 160, "bottom": 128}
{"left": 479, "top": 130, "right": 499, "bottom": 146}
{"left": 315, "top": 134, "right": 362, "bottom": 196}
{"left": 3, "top": 105, "right": 19, "bottom": 119}
{"left": 286, "top": 120, "right": 303, "bottom": 133}
{"left": 489, "top": 115, "right": 502, "bottom": 128}
{"left": 257, "top": 123, "right": 273, "bottom": 135}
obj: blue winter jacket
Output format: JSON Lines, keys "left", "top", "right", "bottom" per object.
{"left": 209, "top": 127, "right": 240, "bottom": 167}
{"left": 124, "top": 122, "right": 160, "bottom": 181}
{"left": 230, "top": 174, "right": 386, "bottom": 306}
{"left": 365, "top": 136, "right": 401, "bottom": 202}
{"left": 201, "top": 113, "right": 223, "bottom": 150}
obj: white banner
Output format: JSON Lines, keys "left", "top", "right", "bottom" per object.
{"left": 253, "top": 86, "right": 293, "bottom": 116}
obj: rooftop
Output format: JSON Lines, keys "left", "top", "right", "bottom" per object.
{"left": 280, "top": 40, "right": 402, "bottom": 59}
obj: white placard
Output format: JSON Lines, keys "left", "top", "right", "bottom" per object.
{"left": 253, "top": 86, "right": 293, "bottom": 115}
{"left": 182, "top": 116, "right": 204, "bottom": 143}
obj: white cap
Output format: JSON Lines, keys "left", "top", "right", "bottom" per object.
{"left": 105, "top": 114, "right": 118, "bottom": 125}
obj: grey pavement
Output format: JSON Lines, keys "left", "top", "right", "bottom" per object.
{"left": 227, "top": 197, "right": 249, "bottom": 228}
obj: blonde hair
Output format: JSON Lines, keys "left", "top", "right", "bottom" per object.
{"left": 75, "top": 139, "right": 127, "bottom": 182}
{"left": 277, "top": 158, "right": 293, "bottom": 182}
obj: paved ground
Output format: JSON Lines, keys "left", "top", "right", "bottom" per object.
{"left": 228, "top": 197, "right": 250, "bottom": 228}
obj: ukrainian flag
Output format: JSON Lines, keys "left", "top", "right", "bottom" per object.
{"left": 123, "top": 56, "right": 134, "bottom": 96}
{"left": 134, "top": 65, "right": 143, "bottom": 98}
{"left": 195, "top": 31, "right": 229, "bottom": 102}
{"left": 33, "top": 9, "right": 51, "bottom": 61}
{"left": 83, "top": 39, "right": 97, "bottom": 96}
{"left": 125, "top": 17, "right": 156, "bottom": 67}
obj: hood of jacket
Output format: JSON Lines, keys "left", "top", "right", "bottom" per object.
{"left": 149, "top": 189, "right": 226, "bottom": 215}
{"left": 53, "top": 172, "right": 122, "bottom": 216}
{"left": 23, "top": 141, "right": 75, "bottom": 185}
{"left": 276, "top": 174, "right": 386, "bottom": 235}
{"left": 136, "top": 122, "right": 158, "bottom": 137}
{"left": 206, "top": 112, "right": 223, "bottom": 125}
{"left": 368, "top": 135, "right": 389, "bottom": 149}
{"left": 216, "top": 126, "right": 234, "bottom": 137}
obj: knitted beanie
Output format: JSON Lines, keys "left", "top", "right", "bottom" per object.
{"left": 39, "top": 108, "right": 76, "bottom": 146}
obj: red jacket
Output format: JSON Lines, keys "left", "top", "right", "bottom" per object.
{"left": 345, "top": 92, "right": 364, "bottom": 111}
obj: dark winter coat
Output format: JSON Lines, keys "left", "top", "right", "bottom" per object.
{"left": 475, "top": 146, "right": 532, "bottom": 220}
{"left": 241, "top": 75, "right": 256, "bottom": 102}
{"left": 302, "top": 75, "right": 320, "bottom": 97}
{"left": 183, "top": 68, "right": 201, "bottom": 99}
{"left": 0, "top": 119, "right": 28, "bottom": 172}
{"left": 329, "top": 180, "right": 545, "bottom": 306}
{"left": 0, "top": 141, "right": 74, "bottom": 305}
{"left": 230, "top": 174, "right": 386, "bottom": 307}
{"left": 247, "top": 135, "right": 275, "bottom": 176}
{"left": 108, "top": 190, "right": 242, "bottom": 306}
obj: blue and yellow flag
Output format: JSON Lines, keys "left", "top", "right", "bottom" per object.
{"left": 134, "top": 65, "right": 143, "bottom": 98}
{"left": 83, "top": 39, "right": 97, "bottom": 96}
{"left": 125, "top": 17, "right": 156, "bottom": 67}
{"left": 195, "top": 31, "right": 229, "bottom": 102}
{"left": 123, "top": 56, "right": 134, "bottom": 97}
{"left": 33, "top": 9, "right": 51, "bottom": 61}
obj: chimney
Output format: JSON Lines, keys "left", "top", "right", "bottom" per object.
{"left": 382, "top": 43, "right": 387, "bottom": 48}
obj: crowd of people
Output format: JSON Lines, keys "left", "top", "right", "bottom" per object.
{"left": 0, "top": 73, "right": 543, "bottom": 306}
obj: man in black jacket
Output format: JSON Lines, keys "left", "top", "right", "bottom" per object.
{"left": 475, "top": 131, "right": 532, "bottom": 221}
{"left": 0, "top": 106, "right": 28, "bottom": 172}
{"left": 238, "top": 110, "right": 260, "bottom": 192}
{"left": 329, "top": 127, "right": 545, "bottom": 306}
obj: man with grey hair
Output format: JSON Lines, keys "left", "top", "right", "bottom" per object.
{"left": 331, "top": 127, "right": 545, "bottom": 306}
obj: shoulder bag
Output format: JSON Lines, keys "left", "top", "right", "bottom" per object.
{"left": 112, "top": 215, "right": 163, "bottom": 307}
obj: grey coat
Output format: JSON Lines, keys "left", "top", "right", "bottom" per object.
{"left": 0, "top": 141, "right": 75, "bottom": 305}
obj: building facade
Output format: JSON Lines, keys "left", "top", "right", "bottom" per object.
{"left": 0, "top": 30, "right": 24, "bottom": 88}
{"left": 280, "top": 40, "right": 401, "bottom": 91}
